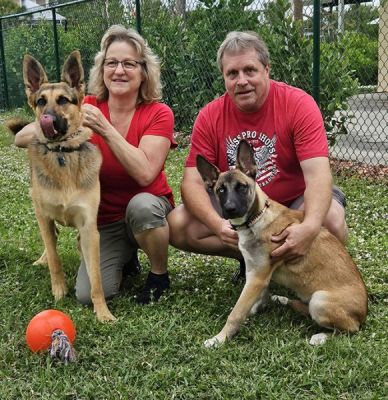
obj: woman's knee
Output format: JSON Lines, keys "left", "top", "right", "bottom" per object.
{"left": 75, "top": 271, "right": 121, "bottom": 305}
{"left": 75, "top": 283, "right": 119, "bottom": 305}
{"left": 126, "top": 193, "right": 168, "bottom": 230}
{"left": 75, "top": 284, "right": 93, "bottom": 305}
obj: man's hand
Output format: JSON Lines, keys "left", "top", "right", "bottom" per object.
{"left": 215, "top": 219, "right": 239, "bottom": 250}
{"left": 271, "top": 222, "right": 320, "bottom": 261}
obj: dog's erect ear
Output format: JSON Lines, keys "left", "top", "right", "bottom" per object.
{"left": 23, "top": 55, "right": 48, "bottom": 98}
{"left": 61, "top": 50, "right": 85, "bottom": 92}
{"left": 196, "top": 155, "right": 220, "bottom": 191}
{"left": 236, "top": 140, "right": 257, "bottom": 180}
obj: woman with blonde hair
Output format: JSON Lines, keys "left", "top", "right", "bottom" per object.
{"left": 15, "top": 25, "right": 176, "bottom": 305}
{"left": 77, "top": 24, "right": 176, "bottom": 304}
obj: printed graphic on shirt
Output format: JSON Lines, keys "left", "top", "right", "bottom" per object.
{"left": 226, "top": 131, "right": 278, "bottom": 188}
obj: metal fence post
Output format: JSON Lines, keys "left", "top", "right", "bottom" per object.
{"left": 52, "top": 8, "right": 60, "bottom": 81}
{"left": 312, "top": 0, "right": 320, "bottom": 105}
{"left": 0, "top": 19, "right": 9, "bottom": 109}
{"left": 135, "top": 0, "right": 141, "bottom": 34}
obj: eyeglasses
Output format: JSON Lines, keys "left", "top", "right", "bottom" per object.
{"left": 103, "top": 59, "right": 143, "bottom": 70}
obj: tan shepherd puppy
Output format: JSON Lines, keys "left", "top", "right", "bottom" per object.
{"left": 7, "top": 52, "right": 115, "bottom": 322}
{"left": 197, "top": 140, "right": 367, "bottom": 346}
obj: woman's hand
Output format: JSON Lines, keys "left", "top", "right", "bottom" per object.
{"left": 82, "top": 104, "right": 110, "bottom": 137}
{"left": 14, "top": 122, "right": 38, "bottom": 148}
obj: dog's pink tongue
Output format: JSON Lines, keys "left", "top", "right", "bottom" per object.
{"left": 40, "top": 114, "right": 57, "bottom": 138}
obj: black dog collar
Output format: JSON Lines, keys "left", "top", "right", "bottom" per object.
{"left": 43, "top": 143, "right": 85, "bottom": 167}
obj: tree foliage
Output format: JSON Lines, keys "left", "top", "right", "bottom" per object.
{"left": 0, "top": 0, "right": 22, "bottom": 17}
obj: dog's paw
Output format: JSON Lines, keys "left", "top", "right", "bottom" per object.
{"left": 204, "top": 333, "right": 227, "bottom": 348}
{"left": 97, "top": 311, "right": 117, "bottom": 322}
{"left": 33, "top": 251, "right": 48, "bottom": 265}
{"left": 52, "top": 283, "right": 68, "bottom": 300}
{"left": 271, "top": 295, "right": 289, "bottom": 306}
{"left": 204, "top": 337, "right": 221, "bottom": 348}
{"left": 309, "top": 332, "right": 329, "bottom": 346}
{"left": 95, "top": 306, "right": 117, "bottom": 322}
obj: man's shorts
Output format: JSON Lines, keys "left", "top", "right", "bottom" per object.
{"left": 289, "top": 185, "right": 346, "bottom": 210}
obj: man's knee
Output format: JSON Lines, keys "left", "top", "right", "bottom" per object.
{"left": 325, "top": 218, "right": 348, "bottom": 244}
{"left": 324, "top": 201, "right": 348, "bottom": 243}
{"left": 169, "top": 205, "right": 219, "bottom": 253}
{"left": 168, "top": 205, "right": 206, "bottom": 250}
{"left": 168, "top": 205, "right": 190, "bottom": 249}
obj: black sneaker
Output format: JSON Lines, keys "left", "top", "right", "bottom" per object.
{"left": 136, "top": 272, "right": 170, "bottom": 304}
{"left": 123, "top": 251, "right": 142, "bottom": 278}
{"left": 232, "top": 259, "right": 246, "bottom": 285}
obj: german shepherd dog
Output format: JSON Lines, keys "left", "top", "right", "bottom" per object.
{"left": 197, "top": 140, "right": 367, "bottom": 346}
{"left": 7, "top": 51, "right": 115, "bottom": 322}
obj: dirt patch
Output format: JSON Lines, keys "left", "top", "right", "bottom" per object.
{"left": 330, "top": 158, "right": 388, "bottom": 182}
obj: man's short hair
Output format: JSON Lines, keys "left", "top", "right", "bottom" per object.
{"left": 217, "top": 31, "right": 270, "bottom": 72}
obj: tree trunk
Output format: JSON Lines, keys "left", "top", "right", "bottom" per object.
{"left": 293, "top": 0, "right": 303, "bottom": 21}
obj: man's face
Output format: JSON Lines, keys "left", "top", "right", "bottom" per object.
{"left": 222, "top": 48, "right": 270, "bottom": 113}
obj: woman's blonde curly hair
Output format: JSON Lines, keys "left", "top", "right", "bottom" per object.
{"left": 88, "top": 25, "right": 162, "bottom": 103}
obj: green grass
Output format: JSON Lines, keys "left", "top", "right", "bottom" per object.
{"left": 0, "top": 118, "right": 387, "bottom": 400}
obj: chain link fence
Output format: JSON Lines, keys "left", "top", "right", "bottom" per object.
{"left": 0, "top": 0, "right": 387, "bottom": 176}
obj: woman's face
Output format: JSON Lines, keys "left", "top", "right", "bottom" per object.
{"left": 103, "top": 40, "right": 144, "bottom": 99}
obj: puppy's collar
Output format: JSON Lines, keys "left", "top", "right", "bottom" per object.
{"left": 231, "top": 199, "right": 270, "bottom": 230}
{"left": 248, "top": 199, "right": 270, "bottom": 226}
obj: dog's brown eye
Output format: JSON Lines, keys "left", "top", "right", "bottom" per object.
{"left": 217, "top": 186, "right": 225, "bottom": 194}
{"left": 57, "top": 96, "right": 70, "bottom": 105}
{"left": 237, "top": 183, "right": 249, "bottom": 193}
{"left": 36, "top": 98, "right": 46, "bottom": 107}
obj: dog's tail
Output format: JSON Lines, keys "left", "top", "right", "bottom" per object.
{"left": 5, "top": 117, "right": 31, "bottom": 135}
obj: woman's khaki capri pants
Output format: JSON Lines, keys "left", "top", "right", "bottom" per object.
{"left": 75, "top": 192, "right": 173, "bottom": 304}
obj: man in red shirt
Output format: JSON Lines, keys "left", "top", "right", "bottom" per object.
{"left": 168, "top": 31, "right": 347, "bottom": 277}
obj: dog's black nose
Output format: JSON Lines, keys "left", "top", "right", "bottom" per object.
{"left": 224, "top": 204, "right": 236, "bottom": 213}
{"left": 223, "top": 202, "right": 239, "bottom": 218}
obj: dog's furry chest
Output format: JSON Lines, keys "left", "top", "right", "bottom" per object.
{"left": 29, "top": 143, "right": 100, "bottom": 190}
{"left": 29, "top": 143, "right": 101, "bottom": 227}
{"left": 237, "top": 228, "right": 269, "bottom": 270}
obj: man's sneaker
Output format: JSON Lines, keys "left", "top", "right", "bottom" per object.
{"left": 123, "top": 251, "right": 142, "bottom": 278}
{"left": 136, "top": 272, "right": 170, "bottom": 304}
{"left": 231, "top": 259, "right": 246, "bottom": 285}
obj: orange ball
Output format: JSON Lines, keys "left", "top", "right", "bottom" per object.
{"left": 26, "top": 309, "right": 76, "bottom": 352}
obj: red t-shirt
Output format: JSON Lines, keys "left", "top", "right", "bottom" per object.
{"left": 84, "top": 95, "right": 175, "bottom": 225}
{"left": 186, "top": 80, "right": 329, "bottom": 206}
